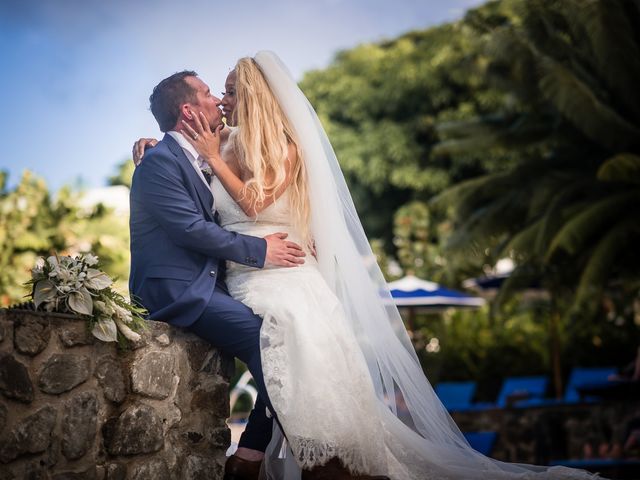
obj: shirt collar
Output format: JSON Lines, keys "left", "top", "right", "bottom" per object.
{"left": 167, "top": 131, "right": 201, "bottom": 164}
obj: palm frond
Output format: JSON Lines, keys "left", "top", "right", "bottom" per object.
{"left": 501, "top": 217, "right": 544, "bottom": 259}
{"left": 534, "top": 178, "right": 595, "bottom": 256}
{"left": 597, "top": 153, "right": 640, "bottom": 185}
{"left": 536, "top": 55, "right": 640, "bottom": 150}
{"left": 579, "top": 0, "right": 640, "bottom": 121}
{"left": 573, "top": 216, "right": 640, "bottom": 314}
{"left": 546, "top": 191, "right": 640, "bottom": 260}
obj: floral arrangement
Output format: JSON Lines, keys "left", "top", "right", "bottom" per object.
{"left": 27, "top": 253, "right": 146, "bottom": 343}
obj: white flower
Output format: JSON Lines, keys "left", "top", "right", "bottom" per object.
{"left": 84, "top": 253, "right": 99, "bottom": 266}
{"left": 115, "top": 317, "right": 141, "bottom": 342}
{"left": 112, "top": 303, "right": 132, "bottom": 322}
{"left": 57, "top": 268, "right": 74, "bottom": 283}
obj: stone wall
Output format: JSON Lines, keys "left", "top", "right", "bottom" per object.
{"left": 0, "top": 309, "right": 233, "bottom": 479}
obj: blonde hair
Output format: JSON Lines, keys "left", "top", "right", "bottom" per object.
{"left": 232, "top": 57, "right": 310, "bottom": 243}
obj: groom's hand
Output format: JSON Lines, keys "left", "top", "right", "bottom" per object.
{"left": 264, "top": 233, "right": 306, "bottom": 267}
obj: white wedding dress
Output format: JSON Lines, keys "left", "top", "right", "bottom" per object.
{"left": 212, "top": 178, "right": 595, "bottom": 480}
{"left": 208, "top": 51, "right": 599, "bottom": 479}
{"left": 213, "top": 180, "right": 390, "bottom": 475}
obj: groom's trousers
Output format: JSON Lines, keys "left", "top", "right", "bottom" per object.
{"left": 189, "top": 282, "right": 274, "bottom": 452}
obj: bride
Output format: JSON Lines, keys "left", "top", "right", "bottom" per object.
{"left": 136, "top": 51, "right": 599, "bottom": 479}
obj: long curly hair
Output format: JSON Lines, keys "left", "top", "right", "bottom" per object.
{"left": 231, "top": 57, "right": 310, "bottom": 243}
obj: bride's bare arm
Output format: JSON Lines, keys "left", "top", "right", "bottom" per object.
{"left": 182, "top": 111, "right": 297, "bottom": 217}
{"left": 131, "top": 127, "right": 232, "bottom": 166}
{"left": 132, "top": 138, "right": 158, "bottom": 165}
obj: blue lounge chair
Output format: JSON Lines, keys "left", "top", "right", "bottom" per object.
{"left": 464, "top": 431, "right": 498, "bottom": 456}
{"left": 496, "top": 376, "right": 548, "bottom": 408}
{"left": 435, "top": 381, "right": 476, "bottom": 412}
{"left": 564, "top": 367, "right": 617, "bottom": 403}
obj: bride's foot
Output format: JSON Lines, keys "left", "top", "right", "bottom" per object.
{"left": 223, "top": 454, "right": 262, "bottom": 480}
{"left": 301, "top": 457, "right": 390, "bottom": 480}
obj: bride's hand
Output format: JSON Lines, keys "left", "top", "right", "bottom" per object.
{"left": 181, "top": 111, "right": 224, "bottom": 169}
{"left": 132, "top": 138, "right": 158, "bottom": 166}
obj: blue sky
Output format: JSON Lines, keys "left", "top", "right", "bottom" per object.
{"left": 0, "top": 0, "right": 484, "bottom": 191}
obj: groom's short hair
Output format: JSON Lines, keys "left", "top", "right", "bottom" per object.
{"left": 149, "top": 70, "right": 198, "bottom": 132}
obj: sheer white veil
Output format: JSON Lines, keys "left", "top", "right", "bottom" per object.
{"left": 253, "top": 51, "right": 596, "bottom": 479}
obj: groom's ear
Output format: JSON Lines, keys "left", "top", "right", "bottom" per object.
{"left": 180, "top": 104, "right": 194, "bottom": 121}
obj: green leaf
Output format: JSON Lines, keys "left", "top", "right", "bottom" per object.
{"left": 68, "top": 287, "right": 93, "bottom": 316}
{"left": 546, "top": 191, "right": 640, "bottom": 260}
{"left": 573, "top": 216, "right": 639, "bottom": 313}
{"left": 597, "top": 153, "right": 640, "bottom": 185}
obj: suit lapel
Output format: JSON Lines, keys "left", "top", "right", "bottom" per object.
{"left": 163, "top": 134, "right": 215, "bottom": 221}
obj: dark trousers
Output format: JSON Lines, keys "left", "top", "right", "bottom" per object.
{"left": 189, "top": 283, "right": 274, "bottom": 452}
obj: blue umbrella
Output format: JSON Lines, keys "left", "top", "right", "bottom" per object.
{"left": 389, "top": 275, "right": 486, "bottom": 309}
{"left": 388, "top": 275, "right": 485, "bottom": 333}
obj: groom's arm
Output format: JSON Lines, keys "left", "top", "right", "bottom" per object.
{"left": 131, "top": 150, "right": 266, "bottom": 267}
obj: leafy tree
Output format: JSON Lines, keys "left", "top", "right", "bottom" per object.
{"left": 0, "top": 170, "right": 130, "bottom": 306}
{"left": 108, "top": 159, "right": 135, "bottom": 188}
{"left": 432, "top": 0, "right": 640, "bottom": 393}
{"left": 299, "top": 13, "right": 519, "bottom": 256}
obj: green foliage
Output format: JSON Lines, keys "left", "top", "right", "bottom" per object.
{"left": 437, "top": 0, "right": 640, "bottom": 319}
{"left": 108, "top": 159, "right": 135, "bottom": 188}
{"left": 0, "top": 170, "right": 130, "bottom": 306}
{"left": 299, "top": 15, "right": 519, "bottom": 249}
{"left": 303, "top": 0, "right": 640, "bottom": 388}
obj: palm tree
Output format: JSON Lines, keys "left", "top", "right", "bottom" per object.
{"left": 433, "top": 0, "right": 640, "bottom": 396}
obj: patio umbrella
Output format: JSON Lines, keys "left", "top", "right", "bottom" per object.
{"left": 388, "top": 275, "right": 486, "bottom": 330}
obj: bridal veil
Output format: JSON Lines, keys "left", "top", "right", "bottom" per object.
{"left": 253, "top": 50, "right": 596, "bottom": 479}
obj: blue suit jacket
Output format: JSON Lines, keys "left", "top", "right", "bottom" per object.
{"left": 129, "top": 133, "right": 266, "bottom": 327}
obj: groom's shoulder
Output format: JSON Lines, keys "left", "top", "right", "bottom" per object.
{"left": 144, "top": 139, "right": 174, "bottom": 162}
{"left": 131, "top": 140, "right": 180, "bottom": 188}
{"left": 139, "top": 140, "right": 180, "bottom": 170}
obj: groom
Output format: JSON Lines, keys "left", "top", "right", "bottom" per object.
{"left": 129, "top": 70, "right": 305, "bottom": 480}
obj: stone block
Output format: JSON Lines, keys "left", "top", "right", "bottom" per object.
{"left": 38, "top": 354, "right": 91, "bottom": 394}
{"left": 181, "top": 455, "right": 222, "bottom": 480}
{"left": 104, "top": 404, "right": 164, "bottom": 456}
{"left": 130, "top": 459, "right": 170, "bottom": 480}
{"left": 191, "top": 382, "right": 229, "bottom": 418}
{"left": 62, "top": 391, "right": 98, "bottom": 460}
{"left": 186, "top": 340, "right": 210, "bottom": 372}
{"left": 0, "top": 405, "right": 56, "bottom": 463}
{"left": 131, "top": 351, "right": 174, "bottom": 400}
{"left": 0, "top": 354, "right": 34, "bottom": 403}
{"left": 51, "top": 467, "right": 96, "bottom": 480}
{"left": 210, "top": 426, "right": 232, "bottom": 449}
{"left": 13, "top": 315, "right": 50, "bottom": 356}
{"left": 104, "top": 463, "right": 126, "bottom": 480}
{"left": 58, "top": 323, "right": 95, "bottom": 347}
{"left": 0, "top": 466, "right": 15, "bottom": 480}
{"left": 95, "top": 356, "right": 127, "bottom": 404}
{"left": 154, "top": 333, "right": 170, "bottom": 346}
{"left": 0, "top": 403, "right": 6, "bottom": 433}
{"left": 24, "top": 460, "right": 48, "bottom": 480}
